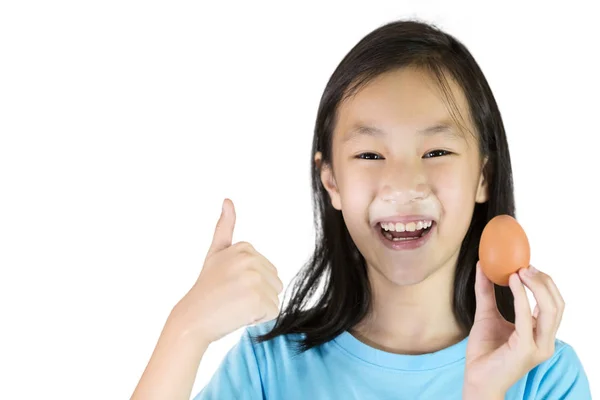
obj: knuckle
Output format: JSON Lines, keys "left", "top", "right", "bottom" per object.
{"left": 232, "top": 250, "right": 256, "bottom": 270}
{"left": 539, "top": 273, "right": 553, "bottom": 286}
{"left": 239, "top": 251, "right": 255, "bottom": 265}
{"left": 235, "top": 241, "right": 255, "bottom": 253}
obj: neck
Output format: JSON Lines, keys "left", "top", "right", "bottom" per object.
{"left": 351, "top": 258, "right": 467, "bottom": 355}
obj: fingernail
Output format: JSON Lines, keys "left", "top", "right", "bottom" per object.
{"left": 527, "top": 265, "right": 537, "bottom": 276}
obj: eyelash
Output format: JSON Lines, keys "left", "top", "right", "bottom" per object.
{"left": 356, "top": 150, "right": 452, "bottom": 160}
{"left": 423, "top": 149, "right": 452, "bottom": 158}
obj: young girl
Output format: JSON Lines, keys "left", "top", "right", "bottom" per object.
{"left": 132, "top": 20, "right": 591, "bottom": 399}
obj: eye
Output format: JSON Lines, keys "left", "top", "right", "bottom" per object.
{"left": 423, "top": 149, "right": 452, "bottom": 158}
{"left": 356, "top": 152, "right": 383, "bottom": 160}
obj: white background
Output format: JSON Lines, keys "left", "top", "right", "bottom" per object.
{"left": 1, "top": 1, "right": 598, "bottom": 399}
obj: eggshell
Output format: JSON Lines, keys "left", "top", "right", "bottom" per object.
{"left": 479, "top": 214, "right": 530, "bottom": 286}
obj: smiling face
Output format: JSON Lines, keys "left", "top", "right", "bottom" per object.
{"left": 316, "top": 67, "right": 488, "bottom": 285}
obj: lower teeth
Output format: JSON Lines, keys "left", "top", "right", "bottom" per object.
{"left": 383, "top": 229, "right": 427, "bottom": 241}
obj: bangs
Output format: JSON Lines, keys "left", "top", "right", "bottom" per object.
{"left": 340, "top": 62, "right": 478, "bottom": 145}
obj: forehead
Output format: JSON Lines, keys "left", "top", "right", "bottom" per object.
{"left": 334, "top": 67, "right": 475, "bottom": 143}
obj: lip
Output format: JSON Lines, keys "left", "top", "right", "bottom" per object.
{"left": 374, "top": 221, "right": 436, "bottom": 251}
{"left": 372, "top": 215, "right": 437, "bottom": 229}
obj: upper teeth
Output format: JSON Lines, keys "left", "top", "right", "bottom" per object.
{"left": 380, "top": 220, "right": 432, "bottom": 232}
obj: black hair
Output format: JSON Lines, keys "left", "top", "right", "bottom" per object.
{"left": 253, "top": 18, "right": 516, "bottom": 352}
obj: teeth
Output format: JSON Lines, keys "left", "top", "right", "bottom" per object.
{"left": 388, "top": 236, "right": 417, "bottom": 241}
{"left": 380, "top": 220, "right": 433, "bottom": 232}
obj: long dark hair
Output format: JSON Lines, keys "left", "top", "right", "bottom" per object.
{"left": 253, "top": 18, "right": 516, "bottom": 352}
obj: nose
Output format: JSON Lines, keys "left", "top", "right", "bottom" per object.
{"left": 379, "top": 159, "right": 430, "bottom": 204}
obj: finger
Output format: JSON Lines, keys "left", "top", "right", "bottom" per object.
{"left": 254, "top": 291, "right": 281, "bottom": 324}
{"left": 474, "top": 262, "right": 500, "bottom": 319}
{"left": 207, "top": 198, "right": 236, "bottom": 257}
{"left": 508, "top": 272, "right": 533, "bottom": 340}
{"left": 253, "top": 252, "right": 284, "bottom": 294}
{"left": 518, "top": 266, "right": 561, "bottom": 349}
{"left": 532, "top": 304, "right": 539, "bottom": 330}
{"left": 254, "top": 264, "right": 284, "bottom": 298}
{"left": 533, "top": 267, "right": 565, "bottom": 328}
{"left": 230, "top": 244, "right": 284, "bottom": 295}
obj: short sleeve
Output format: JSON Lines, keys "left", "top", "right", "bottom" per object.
{"left": 192, "top": 329, "right": 264, "bottom": 400}
{"left": 533, "top": 343, "right": 592, "bottom": 399}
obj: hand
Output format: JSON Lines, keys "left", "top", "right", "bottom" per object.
{"left": 463, "top": 262, "right": 565, "bottom": 398}
{"left": 169, "top": 198, "right": 284, "bottom": 345}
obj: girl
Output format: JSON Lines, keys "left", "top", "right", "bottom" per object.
{"left": 132, "top": 20, "right": 591, "bottom": 399}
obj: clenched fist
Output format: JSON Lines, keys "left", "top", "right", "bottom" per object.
{"left": 171, "top": 198, "right": 284, "bottom": 344}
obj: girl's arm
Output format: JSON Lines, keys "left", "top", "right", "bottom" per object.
{"left": 131, "top": 199, "right": 283, "bottom": 399}
{"left": 131, "top": 312, "right": 211, "bottom": 400}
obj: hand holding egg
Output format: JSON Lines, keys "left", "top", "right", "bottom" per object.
{"left": 465, "top": 214, "right": 566, "bottom": 396}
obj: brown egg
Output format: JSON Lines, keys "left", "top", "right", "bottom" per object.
{"left": 479, "top": 214, "right": 530, "bottom": 286}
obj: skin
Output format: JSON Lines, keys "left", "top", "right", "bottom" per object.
{"left": 130, "top": 67, "right": 565, "bottom": 400}
{"left": 315, "top": 67, "right": 565, "bottom": 397}
{"left": 317, "top": 66, "right": 488, "bottom": 353}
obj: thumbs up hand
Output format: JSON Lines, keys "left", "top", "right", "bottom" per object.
{"left": 171, "top": 199, "right": 284, "bottom": 345}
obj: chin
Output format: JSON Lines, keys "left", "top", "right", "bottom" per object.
{"left": 380, "top": 262, "right": 433, "bottom": 286}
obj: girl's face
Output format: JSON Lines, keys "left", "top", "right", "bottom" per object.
{"left": 317, "top": 67, "right": 488, "bottom": 285}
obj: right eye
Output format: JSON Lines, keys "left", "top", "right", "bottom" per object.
{"left": 356, "top": 152, "right": 383, "bottom": 160}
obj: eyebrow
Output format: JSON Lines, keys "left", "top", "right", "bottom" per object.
{"left": 342, "top": 122, "right": 463, "bottom": 142}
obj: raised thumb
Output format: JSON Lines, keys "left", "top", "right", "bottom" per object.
{"left": 207, "top": 198, "right": 236, "bottom": 257}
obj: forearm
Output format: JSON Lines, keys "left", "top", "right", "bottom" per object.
{"left": 131, "top": 312, "right": 210, "bottom": 400}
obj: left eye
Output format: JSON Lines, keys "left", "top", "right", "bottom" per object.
{"left": 423, "top": 150, "right": 452, "bottom": 158}
{"left": 356, "top": 153, "right": 383, "bottom": 160}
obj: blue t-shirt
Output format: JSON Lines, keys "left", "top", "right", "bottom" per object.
{"left": 193, "top": 320, "right": 591, "bottom": 399}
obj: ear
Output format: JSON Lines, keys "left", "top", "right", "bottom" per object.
{"left": 315, "top": 151, "right": 342, "bottom": 210}
{"left": 475, "top": 156, "right": 489, "bottom": 203}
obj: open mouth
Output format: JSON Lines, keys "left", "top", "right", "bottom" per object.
{"left": 378, "top": 221, "right": 435, "bottom": 242}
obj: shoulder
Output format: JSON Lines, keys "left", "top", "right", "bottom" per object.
{"left": 210, "top": 320, "right": 309, "bottom": 369}
{"left": 515, "top": 338, "right": 591, "bottom": 399}
{"left": 244, "top": 320, "right": 307, "bottom": 358}
{"left": 192, "top": 321, "right": 298, "bottom": 399}
{"left": 536, "top": 339, "right": 588, "bottom": 380}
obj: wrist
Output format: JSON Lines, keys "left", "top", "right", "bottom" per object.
{"left": 165, "top": 307, "right": 212, "bottom": 351}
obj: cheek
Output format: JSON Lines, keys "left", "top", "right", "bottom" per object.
{"left": 428, "top": 163, "right": 478, "bottom": 227}
{"left": 338, "top": 168, "right": 374, "bottom": 208}
{"left": 336, "top": 168, "right": 375, "bottom": 236}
